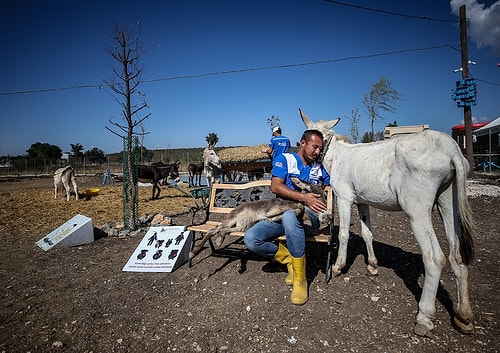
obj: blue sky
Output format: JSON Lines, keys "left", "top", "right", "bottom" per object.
{"left": 1, "top": 0, "right": 499, "bottom": 156}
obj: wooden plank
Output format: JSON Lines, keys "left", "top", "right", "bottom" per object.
{"left": 209, "top": 207, "right": 233, "bottom": 214}
{"left": 187, "top": 221, "right": 221, "bottom": 232}
{"left": 212, "top": 179, "right": 271, "bottom": 190}
{"left": 325, "top": 186, "right": 333, "bottom": 213}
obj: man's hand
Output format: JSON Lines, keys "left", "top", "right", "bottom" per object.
{"left": 301, "top": 192, "right": 327, "bottom": 213}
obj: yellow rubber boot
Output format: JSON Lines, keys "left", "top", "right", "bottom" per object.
{"left": 290, "top": 255, "right": 308, "bottom": 305}
{"left": 273, "top": 243, "right": 293, "bottom": 286}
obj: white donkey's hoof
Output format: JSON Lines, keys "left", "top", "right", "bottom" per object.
{"left": 414, "top": 323, "right": 434, "bottom": 338}
{"left": 367, "top": 265, "right": 379, "bottom": 276}
{"left": 331, "top": 266, "right": 342, "bottom": 276}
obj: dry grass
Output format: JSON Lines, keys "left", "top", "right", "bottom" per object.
{"left": 0, "top": 176, "right": 196, "bottom": 236}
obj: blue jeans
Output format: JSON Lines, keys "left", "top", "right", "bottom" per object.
{"left": 244, "top": 208, "right": 320, "bottom": 259}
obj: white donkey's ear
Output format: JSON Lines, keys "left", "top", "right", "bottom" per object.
{"left": 299, "top": 108, "right": 340, "bottom": 130}
{"left": 298, "top": 108, "right": 314, "bottom": 129}
{"left": 325, "top": 118, "right": 340, "bottom": 129}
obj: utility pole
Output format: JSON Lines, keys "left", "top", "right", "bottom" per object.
{"left": 460, "top": 5, "right": 474, "bottom": 177}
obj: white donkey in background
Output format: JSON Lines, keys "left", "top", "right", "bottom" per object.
{"left": 203, "top": 146, "right": 222, "bottom": 189}
{"left": 298, "top": 108, "right": 475, "bottom": 337}
{"left": 54, "top": 166, "right": 79, "bottom": 201}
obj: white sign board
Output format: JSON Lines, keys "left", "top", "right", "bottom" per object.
{"left": 122, "top": 226, "right": 192, "bottom": 273}
{"left": 36, "top": 214, "right": 94, "bottom": 251}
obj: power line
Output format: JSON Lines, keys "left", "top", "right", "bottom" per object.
{"left": 323, "top": 0, "right": 461, "bottom": 23}
{"left": 0, "top": 84, "right": 100, "bottom": 96}
{"left": 2, "top": 44, "right": 498, "bottom": 96}
{"left": 142, "top": 45, "right": 459, "bottom": 83}
{"left": 474, "top": 78, "right": 500, "bottom": 87}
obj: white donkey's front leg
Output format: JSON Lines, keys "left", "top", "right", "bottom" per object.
{"left": 54, "top": 175, "right": 60, "bottom": 199}
{"left": 357, "top": 204, "right": 378, "bottom": 275}
{"left": 332, "top": 199, "right": 353, "bottom": 275}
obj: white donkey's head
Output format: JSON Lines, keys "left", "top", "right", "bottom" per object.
{"left": 299, "top": 108, "right": 341, "bottom": 160}
{"left": 298, "top": 108, "right": 340, "bottom": 143}
{"left": 203, "top": 147, "right": 222, "bottom": 170}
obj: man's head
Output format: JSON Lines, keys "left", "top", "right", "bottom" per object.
{"left": 272, "top": 126, "right": 281, "bottom": 136}
{"left": 299, "top": 130, "right": 324, "bottom": 163}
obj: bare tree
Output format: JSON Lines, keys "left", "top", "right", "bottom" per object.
{"left": 362, "top": 77, "right": 401, "bottom": 142}
{"left": 138, "top": 122, "right": 148, "bottom": 164}
{"left": 267, "top": 115, "right": 280, "bottom": 131}
{"left": 104, "top": 21, "right": 150, "bottom": 231}
{"left": 346, "top": 107, "right": 360, "bottom": 143}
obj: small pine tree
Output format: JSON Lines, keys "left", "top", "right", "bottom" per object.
{"left": 206, "top": 133, "right": 219, "bottom": 148}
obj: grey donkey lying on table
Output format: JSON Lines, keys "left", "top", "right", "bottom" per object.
{"left": 189, "top": 176, "right": 330, "bottom": 259}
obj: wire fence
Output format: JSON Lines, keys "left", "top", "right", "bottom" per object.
{"left": 0, "top": 158, "right": 123, "bottom": 177}
{"left": 122, "top": 136, "right": 139, "bottom": 230}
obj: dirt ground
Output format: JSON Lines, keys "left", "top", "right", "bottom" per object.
{"left": 0, "top": 175, "right": 498, "bottom": 353}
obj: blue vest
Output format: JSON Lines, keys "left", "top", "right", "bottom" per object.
{"left": 269, "top": 135, "right": 290, "bottom": 160}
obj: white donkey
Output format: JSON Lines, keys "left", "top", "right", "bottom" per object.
{"left": 54, "top": 166, "right": 79, "bottom": 201}
{"left": 203, "top": 146, "right": 222, "bottom": 189}
{"left": 299, "top": 109, "right": 474, "bottom": 337}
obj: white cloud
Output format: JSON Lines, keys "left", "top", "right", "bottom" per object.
{"left": 450, "top": 0, "right": 500, "bottom": 55}
{"left": 472, "top": 115, "right": 491, "bottom": 123}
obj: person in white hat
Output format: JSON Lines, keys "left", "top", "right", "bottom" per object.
{"left": 266, "top": 126, "right": 290, "bottom": 161}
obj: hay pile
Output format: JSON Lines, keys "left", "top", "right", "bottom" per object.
{"left": 218, "top": 144, "right": 269, "bottom": 162}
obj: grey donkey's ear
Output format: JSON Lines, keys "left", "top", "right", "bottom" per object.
{"left": 290, "top": 176, "right": 312, "bottom": 192}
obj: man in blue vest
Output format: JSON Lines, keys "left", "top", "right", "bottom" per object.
{"left": 245, "top": 129, "right": 329, "bottom": 305}
{"left": 266, "top": 126, "right": 290, "bottom": 161}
